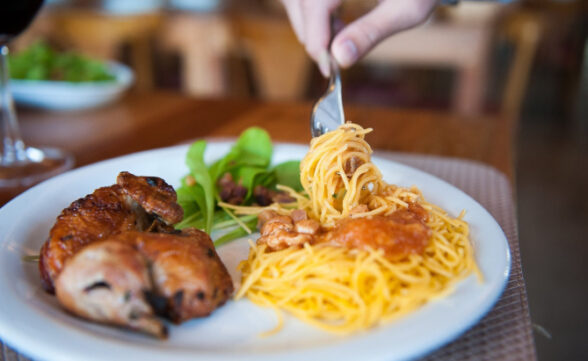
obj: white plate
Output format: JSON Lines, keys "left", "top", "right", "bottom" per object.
{"left": 0, "top": 142, "right": 510, "bottom": 361}
{"left": 10, "top": 62, "right": 134, "bottom": 111}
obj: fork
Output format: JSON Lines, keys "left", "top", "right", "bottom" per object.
{"left": 310, "top": 52, "right": 345, "bottom": 137}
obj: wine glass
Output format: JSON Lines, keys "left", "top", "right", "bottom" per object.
{"left": 0, "top": 1, "right": 74, "bottom": 195}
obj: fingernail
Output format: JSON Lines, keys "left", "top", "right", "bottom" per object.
{"left": 318, "top": 50, "right": 330, "bottom": 78}
{"left": 333, "top": 39, "right": 358, "bottom": 67}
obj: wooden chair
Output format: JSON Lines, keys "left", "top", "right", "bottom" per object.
{"left": 160, "top": 11, "right": 311, "bottom": 100}
{"left": 159, "top": 12, "right": 232, "bottom": 96}
{"left": 230, "top": 14, "right": 311, "bottom": 100}
{"left": 500, "top": 10, "right": 543, "bottom": 119}
{"left": 355, "top": 3, "right": 502, "bottom": 117}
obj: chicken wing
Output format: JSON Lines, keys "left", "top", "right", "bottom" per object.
{"left": 116, "top": 171, "right": 183, "bottom": 226}
{"left": 55, "top": 229, "right": 233, "bottom": 337}
{"left": 108, "top": 229, "right": 233, "bottom": 323}
{"left": 39, "top": 172, "right": 183, "bottom": 293}
{"left": 55, "top": 240, "right": 167, "bottom": 338}
{"left": 40, "top": 171, "right": 235, "bottom": 337}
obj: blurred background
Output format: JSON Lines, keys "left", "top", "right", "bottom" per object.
{"left": 10, "top": 0, "right": 588, "bottom": 359}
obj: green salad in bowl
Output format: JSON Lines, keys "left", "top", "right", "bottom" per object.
{"left": 10, "top": 42, "right": 116, "bottom": 82}
{"left": 9, "top": 42, "right": 133, "bottom": 111}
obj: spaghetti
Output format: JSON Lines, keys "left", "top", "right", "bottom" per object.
{"left": 232, "top": 123, "right": 480, "bottom": 334}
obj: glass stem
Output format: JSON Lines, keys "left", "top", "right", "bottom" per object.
{"left": 0, "top": 45, "right": 27, "bottom": 165}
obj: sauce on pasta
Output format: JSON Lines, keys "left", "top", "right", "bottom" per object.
{"left": 320, "top": 204, "right": 431, "bottom": 260}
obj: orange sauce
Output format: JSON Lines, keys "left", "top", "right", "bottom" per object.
{"left": 320, "top": 204, "right": 431, "bottom": 259}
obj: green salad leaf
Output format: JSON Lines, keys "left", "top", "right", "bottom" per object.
{"left": 208, "top": 127, "right": 272, "bottom": 181}
{"left": 213, "top": 218, "right": 259, "bottom": 247}
{"left": 9, "top": 41, "right": 116, "bottom": 82}
{"left": 273, "top": 160, "right": 303, "bottom": 191}
{"left": 185, "top": 141, "right": 216, "bottom": 234}
{"left": 177, "top": 127, "right": 301, "bottom": 245}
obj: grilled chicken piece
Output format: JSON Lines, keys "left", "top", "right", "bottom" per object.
{"left": 114, "top": 229, "right": 233, "bottom": 323}
{"left": 55, "top": 241, "right": 167, "bottom": 338}
{"left": 39, "top": 172, "right": 183, "bottom": 293}
{"left": 54, "top": 229, "right": 233, "bottom": 335}
{"left": 116, "top": 171, "right": 183, "bottom": 226}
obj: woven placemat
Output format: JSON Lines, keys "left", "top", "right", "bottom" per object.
{"left": 1, "top": 153, "right": 536, "bottom": 361}
{"left": 376, "top": 152, "right": 537, "bottom": 361}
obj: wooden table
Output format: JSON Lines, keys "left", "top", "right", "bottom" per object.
{"left": 0, "top": 91, "right": 514, "bottom": 205}
{"left": 16, "top": 90, "right": 513, "bottom": 175}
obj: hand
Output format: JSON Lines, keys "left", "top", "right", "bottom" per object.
{"left": 280, "top": 0, "right": 439, "bottom": 76}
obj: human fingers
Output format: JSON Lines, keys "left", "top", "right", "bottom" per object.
{"left": 280, "top": 0, "right": 340, "bottom": 77}
{"left": 280, "top": 0, "right": 306, "bottom": 44}
{"left": 300, "top": 0, "right": 341, "bottom": 77}
{"left": 331, "top": 0, "right": 438, "bottom": 67}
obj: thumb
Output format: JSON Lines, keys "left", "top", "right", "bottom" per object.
{"left": 331, "top": 0, "right": 437, "bottom": 67}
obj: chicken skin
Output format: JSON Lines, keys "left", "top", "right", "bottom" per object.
{"left": 55, "top": 240, "right": 167, "bottom": 338}
{"left": 39, "top": 172, "right": 183, "bottom": 293}
{"left": 108, "top": 229, "right": 233, "bottom": 323}
{"left": 39, "top": 171, "right": 234, "bottom": 338}
{"left": 116, "top": 171, "right": 183, "bottom": 226}
{"left": 55, "top": 229, "right": 233, "bottom": 337}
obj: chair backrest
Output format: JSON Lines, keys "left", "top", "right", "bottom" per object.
{"left": 231, "top": 14, "right": 311, "bottom": 100}
{"left": 500, "top": 10, "right": 543, "bottom": 120}
{"left": 160, "top": 12, "right": 232, "bottom": 96}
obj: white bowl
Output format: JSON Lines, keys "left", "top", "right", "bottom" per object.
{"left": 101, "top": 0, "right": 164, "bottom": 15}
{"left": 10, "top": 62, "right": 134, "bottom": 111}
{"left": 168, "top": 0, "right": 222, "bottom": 12}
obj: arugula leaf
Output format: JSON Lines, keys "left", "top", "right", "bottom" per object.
{"left": 257, "top": 171, "right": 277, "bottom": 187}
{"left": 185, "top": 141, "right": 215, "bottom": 234}
{"left": 175, "top": 210, "right": 202, "bottom": 230}
{"left": 177, "top": 209, "right": 249, "bottom": 231}
{"left": 235, "top": 166, "right": 270, "bottom": 200}
{"left": 232, "top": 127, "right": 272, "bottom": 167}
{"left": 209, "top": 127, "right": 272, "bottom": 182}
{"left": 175, "top": 183, "right": 206, "bottom": 229}
{"left": 273, "top": 161, "right": 302, "bottom": 191}
{"left": 213, "top": 218, "right": 258, "bottom": 247}
{"left": 214, "top": 214, "right": 257, "bottom": 230}
{"left": 176, "top": 185, "right": 199, "bottom": 217}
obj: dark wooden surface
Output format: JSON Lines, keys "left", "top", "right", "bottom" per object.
{"left": 1, "top": 91, "right": 514, "bottom": 205}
